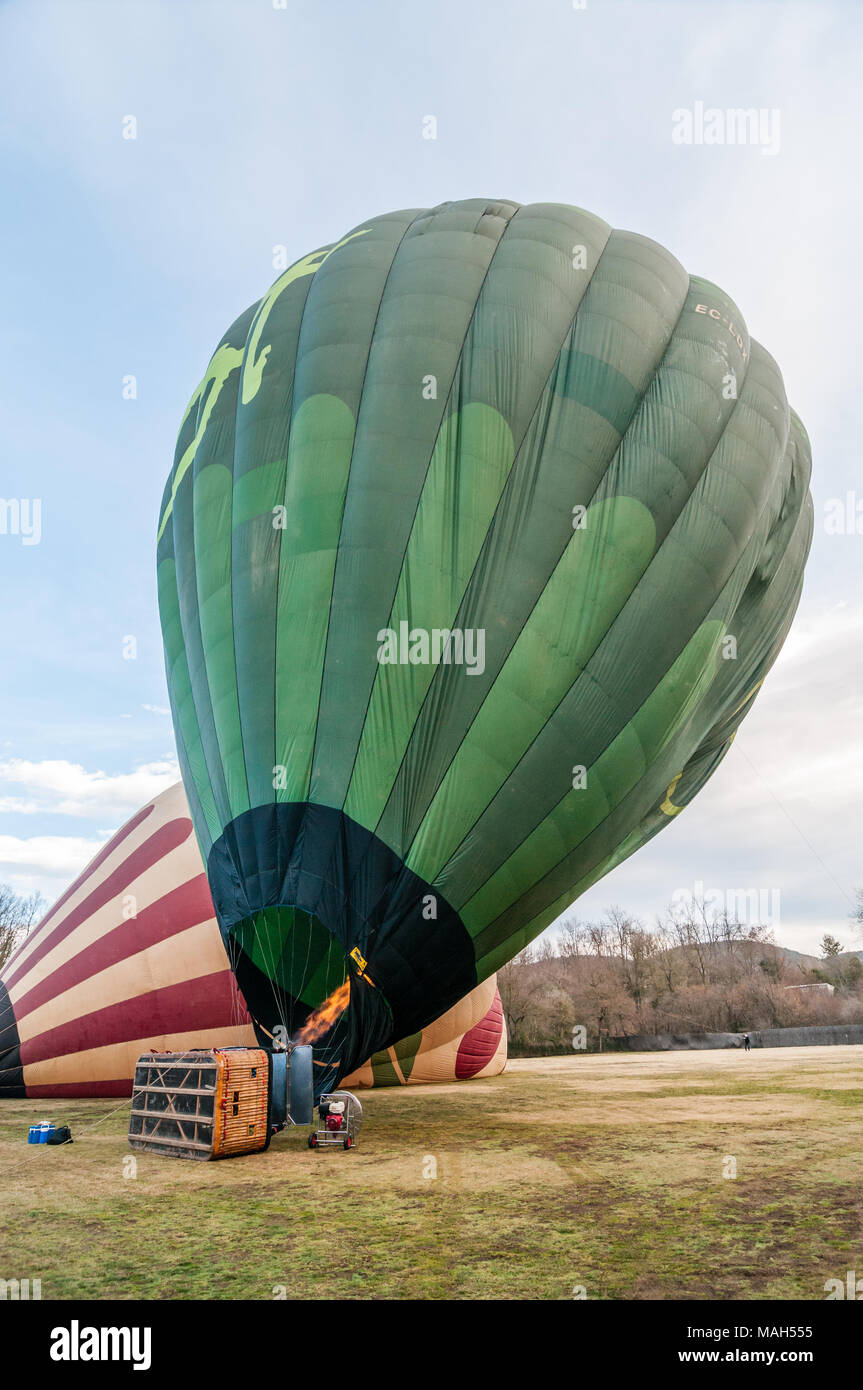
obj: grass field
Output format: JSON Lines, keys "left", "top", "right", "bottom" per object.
{"left": 1, "top": 1045, "right": 861, "bottom": 1301}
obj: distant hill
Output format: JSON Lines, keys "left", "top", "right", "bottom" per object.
{"left": 770, "top": 945, "right": 863, "bottom": 972}
{"left": 500, "top": 930, "right": 863, "bottom": 1054}
{"left": 519, "top": 940, "right": 863, "bottom": 974}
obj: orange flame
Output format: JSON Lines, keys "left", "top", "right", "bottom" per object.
{"left": 293, "top": 980, "right": 351, "bottom": 1046}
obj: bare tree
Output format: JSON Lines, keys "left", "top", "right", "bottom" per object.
{"left": 497, "top": 946, "right": 546, "bottom": 1044}
{"left": 851, "top": 888, "right": 863, "bottom": 936}
{"left": 0, "top": 884, "right": 46, "bottom": 971}
{"left": 555, "top": 915, "right": 585, "bottom": 959}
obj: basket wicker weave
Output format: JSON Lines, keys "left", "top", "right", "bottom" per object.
{"left": 128, "top": 1048, "right": 270, "bottom": 1160}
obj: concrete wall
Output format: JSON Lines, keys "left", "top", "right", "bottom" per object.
{"left": 607, "top": 1024, "right": 863, "bottom": 1052}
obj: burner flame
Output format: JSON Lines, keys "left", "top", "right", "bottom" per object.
{"left": 293, "top": 980, "right": 351, "bottom": 1046}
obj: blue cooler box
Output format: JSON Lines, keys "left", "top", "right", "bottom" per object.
{"left": 28, "top": 1121, "right": 55, "bottom": 1144}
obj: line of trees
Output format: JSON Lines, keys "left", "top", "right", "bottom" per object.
{"left": 498, "top": 903, "right": 863, "bottom": 1054}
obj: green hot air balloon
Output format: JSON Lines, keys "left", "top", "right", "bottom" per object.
{"left": 157, "top": 199, "right": 813, "bottom": 1092}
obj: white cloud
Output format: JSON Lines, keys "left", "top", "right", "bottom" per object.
{"left": 0, "top": 834, "right": 104, "bottom": 875}
{"left": 0, "top": 833, "right": 106, "bottom": 901}
{"left": 0, "top": 758, "right": 178, "bottom": 819}
{"left": 0, "top": 759, "right": 180, "bottom": 900}
{"left": 142, "top": 704, "right": 171, "bottom": 716}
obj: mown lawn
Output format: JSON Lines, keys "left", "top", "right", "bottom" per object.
{"left": 1, "top": 1046, "right": 861, "bottom": 1300}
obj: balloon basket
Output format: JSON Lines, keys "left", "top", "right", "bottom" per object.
{"left": 127, "top": 1046, "right": 310, "bottom": 1161}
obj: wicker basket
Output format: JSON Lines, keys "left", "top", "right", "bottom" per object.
{"left": 128, "top": 1048, "right": 271, "bottom": 1160}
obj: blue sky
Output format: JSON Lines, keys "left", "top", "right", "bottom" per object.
{"left": 1, "top": 0, "right": 861, "bottom": 951}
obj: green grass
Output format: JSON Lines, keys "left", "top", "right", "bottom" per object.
{"left": 1, "top": 1047, "right": 861, "bottom": 1300}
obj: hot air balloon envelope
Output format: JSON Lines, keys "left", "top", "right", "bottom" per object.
{"left": 157, "top": 198, "right": 812, "bottom": 1092}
